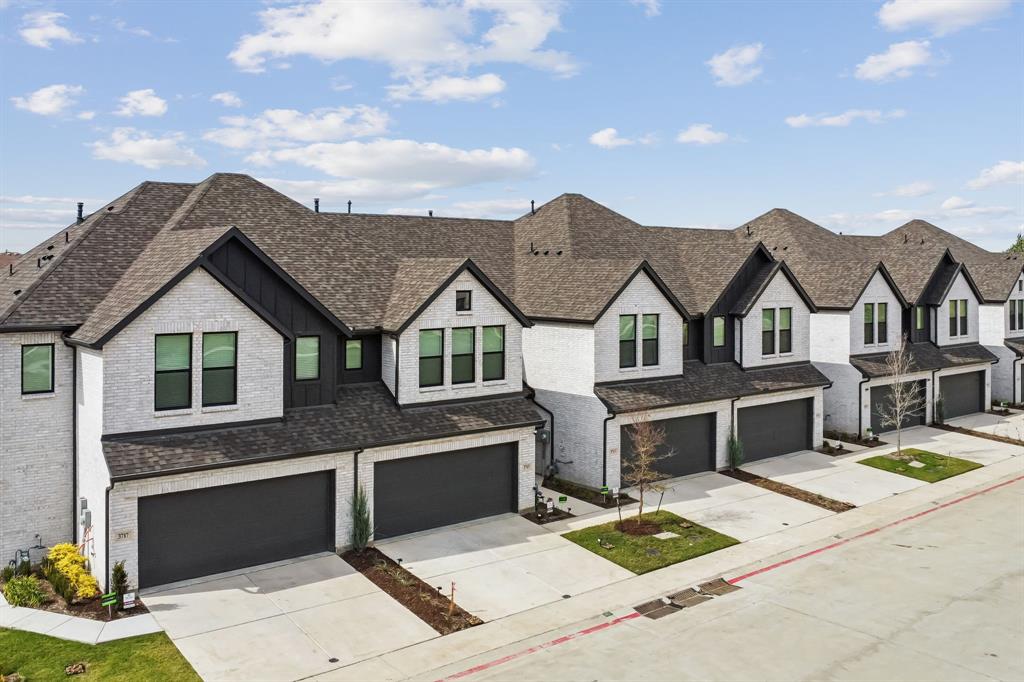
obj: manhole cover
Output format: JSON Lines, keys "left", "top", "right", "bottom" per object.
{"left": 653, "top": 531, "right": 679, "bottom": 540}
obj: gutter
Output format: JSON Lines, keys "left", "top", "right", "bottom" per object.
{"left": 527, "top": 387, "right": 556, "bottom": 477}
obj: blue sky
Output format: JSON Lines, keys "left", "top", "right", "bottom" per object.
{"left": 1, "top": 0, "right": 1021, "bottom": 253}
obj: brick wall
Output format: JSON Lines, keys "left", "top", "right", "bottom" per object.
{"left": 980, "top": 304, "right": 1016, "bottom": 402}
{"left": 0, "top": 331, "right": 74, "bottom": 564}
{"left": 102, "top": 268, "right": 284, "bottom": 435}
{"left": 937, "top": 271, "right": 979, "bottom": 346}
{"left": 397, "top": 270, "right": 523, "bottom": 405}
{"left": 850, "top": 270, "right": 904, "bottom": 355}
{"left": 740, "top": 270, "right": 811, "bottom": 368}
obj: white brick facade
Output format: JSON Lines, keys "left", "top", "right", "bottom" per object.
{"left": 740, "top": 270, "right": 811, "bottom": 367}
{"left": 102, "top": 268, "right": 284, "bottom": 435}
{"left": 859, "top": 370, "right": 934, "bottom": 437}
{"left": 1003, "top": 274, "right": 1024, "bottom": 339}
{"left": 937, "top": 271, "right": 979, "bottom": 346}
{"left": 76, "top": 348, "right": 110, "bottom": 582}
{"left": 0, "top": 331, "right": 74, "bottom": 565}
{"left": 980, "top": 303, "right": 1016, "bottom": 402}
{"left": 850, "top": 270, "right": 904, "bottom": 355}
{"left": 593, "top": 271, "right": 683, "bottom": 383}
{"left": 396, "top": 270, "right": 523, "bottom": 405}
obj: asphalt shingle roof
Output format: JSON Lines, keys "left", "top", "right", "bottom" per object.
{"left": 594, "top": 361, "right": 831, "bottom": 414}
{"left": 849, "top": 343, "right": 996, "bottom": 378}
{"left": 102, "top": 383, "right": 543, "bottom": 480}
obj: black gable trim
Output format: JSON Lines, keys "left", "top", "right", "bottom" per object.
{"left": 590, "top": 260, "right": 691, "bottom": 324}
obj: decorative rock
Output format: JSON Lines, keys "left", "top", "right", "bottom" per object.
{"left": 908, "top": 461, "right": 927, "bottom": 468}
{"left": 653, "top": 531, "right": 679, "bottom": 540}
{"left": 64, "top": 662, "right": 86, "bottom": 676}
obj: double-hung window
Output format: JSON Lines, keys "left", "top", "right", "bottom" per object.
{"left": 959, "top": 299, "right": 968, "bottom": 336}
{"left": 877, "top": 303, "right": 887, "bottom": 344}
{"left": 779, "top": 308, "right": 792, "bottom": 353}
{"left": 419, "top": 329, "right": 444, "bottom": 387}
{"left": 345, "top": 339, "right": 363, "bottom": 370}
{"left": 863, "top": 303, "right": 875, "bottom": 345}
{"left": 712, "top": 316, "right": 726, "bottom": 347}
{"left": 21, "top": 343, "right": 54, "bottom": 395}
{"left": 202, "top": 332, "right": 236, "bottom": 407}
{"left": 155, "top": 334, "right": 191, "bottom": 410}
{"left": 915, "top": 305, "right": 925, "bottom": 331}
{"left": 482, "top": 326, "right": 505, "bottom": 381}
{"left": 1018, "top": 301, "right": 1023, "bottom": 331}
{"left": 641, "top": 314, "right": 659, "bottom": 366}
{"left": 949, "top": 300, "right": 958, "bottom": 337}
{"left": 682, "top": 321, "right": 689, "bottom": 360}
{"left": 295, "top": 336, "right": 320, "bottom": 381}
{"left": 762, "top": 309, "right": 775, "bottom": 355}
{"left": 452, "top": 327, "right": 475, "bottom": 384}
{"left": 619, "top": 315, "right": 636, "bottom": 368}
{"left": 1011, "top": 301, "right": 1017, "bottom": 332}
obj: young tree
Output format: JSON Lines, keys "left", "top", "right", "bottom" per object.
{"left": 622, "top": 411, "right": 671, "bottom": 524}
{"left": 875, "top": 335, "right": 926, "bottom": 458}
{"left": 1008, "top": 233, "right": 1024, "bottom": 255}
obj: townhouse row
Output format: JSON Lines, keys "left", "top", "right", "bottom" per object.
{"left": 0, "top": 174, "right": 1014, "bottom": 591}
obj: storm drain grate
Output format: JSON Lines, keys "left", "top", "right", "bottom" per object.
{"left": 634, "top": 577, "right": 742, "bottom": 619}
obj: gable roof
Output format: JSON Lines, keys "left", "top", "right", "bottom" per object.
{"left": 731, "top": 260, "right": 817, "bottom": 316}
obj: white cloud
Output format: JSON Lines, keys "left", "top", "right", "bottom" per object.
{"left": 588, "top": 127, "right": 656, "bottom": 149}
{"left": 785, "top": 109, "right": 906, "bottom": 128}
{"left": 229, "top": 0, "right": 576, "bottom": 81}
{"left": 89, "top": 128, "right": 205, "bottom": 169}
{"left": 706, "top": 43, "right": 764, "bottom": 87}
{"left": 10, "top": 84, "right": 84, "bottom": 116}
{"left": 211, "top": 91, "right": 244, "bottom": 108}
{"left": 878, "top": 0, "right": 1010, "bottom": 36}
{"left": 204, "top": 106, "right": 390, "bottom": 149}
{"left": 631, "top": 0, "right": 661, "bottom": 18}
{"left": 449, "top": 198, "right": 532, "bottom": 216}
{"left": 676, "top": 123, "right": 728, "bottom": 145}
{"left": 939, "top": 196, "right": 1011, "bottom": 216}
{"left": 19, "top": 11, "right": 81, "bottom": 49}
{"left": 254, "top": 139, "right": 534, "bottom": 202}
{"left": 855, "top": 40, "right": 932, "bottom": 82}
{"left": 112, "top": 18, "right": 177, "bottom": 42}
{"left": 114, "top": 89, "right": 168, "bottom": 117}
{"left": 387, "top": 73, "right": 506, "bottom": 102}
{"left": 77, "top": 110, "right": 96, "bottom": 121}
{"left": 874, "top": 181, "right": 934, "bottom": 198}
{"left": 0, "top": 194, "right": 101, "bottom": 205}
{"left": 967, "top": 160, "right": 1024, "bottom": 189}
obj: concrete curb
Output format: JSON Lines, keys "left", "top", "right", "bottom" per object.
{"left": 0, "top": 593, "right": 163, "bottom": 644}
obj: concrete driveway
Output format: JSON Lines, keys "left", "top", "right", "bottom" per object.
{"left": 946, "top": 410, "right": 1024, "bottom": 443}
{"left": 376, "top": 515, "right": 632, "bottom": 621}
{"left": 144, "top": 554, "right": 436, "bottom": 681}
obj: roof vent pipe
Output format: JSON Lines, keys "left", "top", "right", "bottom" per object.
{"left": 76, "top": 202, "right": 84, "bottom": 224}
{"left": 746, "top": 224, "right": 751, "bottom": 236}
{"left": 428, "top": 210, "right": 433, "bottom": 217}
{"left": 347, "top": 200, "right": 352, "bottom": 214}
{"left": 314, "top": 198, "right": 320, "bottom": 213}
{"left": 531, "top": 200, "right": 535, "bottom": 215}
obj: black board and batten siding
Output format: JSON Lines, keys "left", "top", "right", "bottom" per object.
{"left": 207, "top": 238, "right": 344, "bottom": 408}
{"left": 702, "top": 250, "right": 773, "bottom": 365}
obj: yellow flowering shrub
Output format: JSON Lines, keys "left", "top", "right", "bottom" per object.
{"left": 46, "top": 543, "right": 100, "bottom": 600}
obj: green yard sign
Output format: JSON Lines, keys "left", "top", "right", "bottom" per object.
{"left": 101, "top": 592, "right": 117, "bottom": 607}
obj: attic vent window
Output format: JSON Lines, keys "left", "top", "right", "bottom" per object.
{"left": 455, "top": 290, "right": 472, "bottom": 312}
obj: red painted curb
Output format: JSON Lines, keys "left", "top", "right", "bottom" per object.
{"left": 728, "top": 473, "right": 1024, "bottom": 584}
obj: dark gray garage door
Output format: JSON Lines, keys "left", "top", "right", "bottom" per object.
{"left": 138, "top": 471, "right": 334, "bottom": 588}
{"left": 621, "top": 413, "right": 715, "bottom": 479}
{"left": 941, "top": 371, "right": 984, "bottom": 420}
{"left": 870, "top": 381, "right": 927, "bottom": 434}
{"left": 374, "top": 443, "right": 517, "bottom": 539}
{"left": 737, "top": 398, "right": 812, "bottom": 462}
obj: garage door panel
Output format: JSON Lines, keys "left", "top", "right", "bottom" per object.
{"left": 374, "top": 444, "right": 516, "bottom": 539}
{"left": 138, "top": 471, "right": 334, "bottom": 588}
{"left": 870, "top": 381, "right": 927, "bottom": 434}
{"left": 621, "top": 413, "right": 716, "bottom": 479}
{"left": 738, "top": 398, "right": 812, "bottom": 462}
{"left": 941, "top": 371, "right": 984, "bottom": 420}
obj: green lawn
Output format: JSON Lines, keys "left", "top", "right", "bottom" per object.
{"left": 858, "top": 449, "right": 982, "bottom": 483}
{"left": 0, "top": 628, "right": 198, "bottom": 682}
{"left": 562, "top": 510, "right": 739, "bottom": 574}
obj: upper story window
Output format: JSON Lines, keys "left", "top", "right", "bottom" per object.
{"left": 155, "top": 334, "right": 191, "bottom": 411}
{"left": 949, "top": 299, "right": 968, "bottom": 337}
{"left": 619, "top": 315, "right": 636, "bottom": 368}
{"left": 1011, "top": 301, "right": 1018, "bottom": 331}
{"left": 345, "top": 339, "right": 363, "bottom": 370}
{"left": 1017, "top": 301, "right": 1023, "bottom": 331}
{"left": 877, "top": 303, "right": 887, "bottom": 343}
{"left": 21, "top": 343, "right": 54, "bottom": 395}
{"left": 762, "top": 309, "right": 775, "bottom": 355}
{"left": 863, "top": 303, "right": 874, "bottom": 345}
{"left": 779, "top": 308, "right": 792, "bottom": 353}
{"left": 419, "top": 329, "right": 444, "bottom": 387}
{"left": 1019, "top": 281, "right": 1022, "bottom": 292}
{"left": 641, "top": 314, "right": 659, "bottom": 366}
{"left": 452, "top": 327, "right": 475, "bottom": 384}
{"left": 712, "top": 316, "right": 726, "bottom": 348}
{"left": 295, "top": 336, "right": 320, "bottom": 381}
{"left": 915, "top": 305, "right": 925, "bottom": 331}
{"left": 455, "top": 290, "right": 472, "bottom": 312}
{"left": 202, "top": 332, "right": 236, "bottom": 407}
{"left": 482, "top": 325, "right": 505, "bottom": 381}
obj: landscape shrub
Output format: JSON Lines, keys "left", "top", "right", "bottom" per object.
{"left": 111, "top": 561, "right": 130, "bottom": 608}
{"left": 1, "top": 565, "right": 14, "bottom": 582}
{"left": 3, "top": 575, "right": 44, "bottom": 608}
{"left": 351, "top": 486, "right": 372, "bottom": 552}
{"left": 44, "top": 544, "right": 100, "bottom": 601}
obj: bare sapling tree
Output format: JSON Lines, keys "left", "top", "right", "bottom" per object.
{"left": 875, "top": 334, "right": 926, "bottom": 459}
{"left": 622, "top": 411, "right": 671, "bottom": 524}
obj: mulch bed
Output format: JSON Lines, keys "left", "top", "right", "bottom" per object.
{"left": 2, "top": 573, "right": 146, "bottom": 622}
{"left": 616, "top": 520, "right": 662, "bottom": 536}
{"left": 816, "top": 444, "right": 852, "bottom": 457}
{"left": 520, "top": 508, "right": 575, "bottom": 525}
{"left": 932, "top": 423, "right": 1024, "bottom": 447}
{"left": 343, "top": 548, "right": 482, "bottom": 635}
{"left": 722, "top": 469, "right": 855, "bottom": 513}
{"left": 823, "top": 431, "right": 888, "bottom": 448}
{"left": 543, "top": 477, "right": 638, "bottom": 509}
{"left": 989, "top": 408, "right": 1012, "bottom": 417}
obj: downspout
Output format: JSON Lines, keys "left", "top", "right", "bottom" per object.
{"left": 857, "top": 375, "right": 870, "bottom": 437}
{"left": 527, "top": 387, "right": 555, "bottom": 476}
{"left": 70, "top": 342, "right": 78, "bottom": 544}
{"left": 1015, "top": 356, "right": 1023, "bottom": 403}
{"left": 393, "top": 335, "right": 400, "bottom": 404}
{"left": 104, "top": 484, "right": 111, "bottom": 592}
{"left": 930, "top": 368, "right": 940, "bottom": 423}
{"left": 601, "top": 413, "right": 615, "bottom": 487}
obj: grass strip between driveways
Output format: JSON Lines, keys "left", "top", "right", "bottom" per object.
{"left": 563, "top": 510, "right": 739, "bottom": 574}
{"left": 0, "top": 627, "right": 198, "bottom": 682}
{"left": 858, "top": 449, "right": 982, "bottom": 483}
